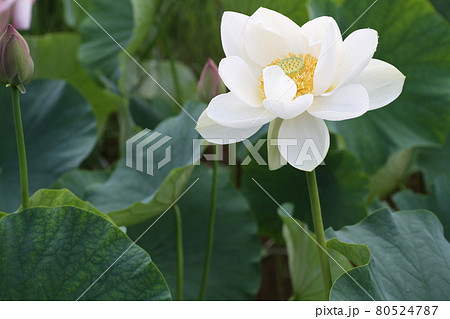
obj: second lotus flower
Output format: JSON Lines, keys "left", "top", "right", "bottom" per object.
{"left": 0, "top": 0, "right": 36, "bottom": 33}
{"left": 196, "top": 8, "right": 405, "bottom": 171}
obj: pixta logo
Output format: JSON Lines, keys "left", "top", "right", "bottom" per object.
{"left": 126, "top": 130, "right": 325, "bottom": 175}
{"left": 192, "top": 138, "right": 325, "bottom": 168}
{"left": 126, "top": 129, "right": 172, "bottom": 176}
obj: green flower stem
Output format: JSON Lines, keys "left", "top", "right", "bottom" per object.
{"left": 198, "top": 147, "right": 219, "bottom": 300}
{"left": 174, "top": 204, "right": 184, "bottom": 301}
{"left": 11, "top": 86, "right": 29, "bottom": 209}
{"left": 117, "top": 102, "right": 134, "bottom": 154}
{"left": 306, "top": 169, "right": 332, "bottom": 299}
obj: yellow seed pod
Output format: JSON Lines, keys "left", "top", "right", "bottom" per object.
{"left": 277, "top": 57, "right": 304, "bottom": 75}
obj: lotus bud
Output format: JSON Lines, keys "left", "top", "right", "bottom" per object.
{"left": 0, "top": 25, "right": 34, "bottom": 93}
{"left": 198, "top": 58, "right": 226, "bottom": 102}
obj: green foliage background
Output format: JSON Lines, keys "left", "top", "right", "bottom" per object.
{"left": 0, "top": 0, "right": 449, "bottom": 300}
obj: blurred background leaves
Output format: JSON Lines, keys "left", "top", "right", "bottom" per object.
{"left": 0, "top": 0, "right": 449, "bottom": 300}
{"left": 0, "top": 80, "right": 97, "bottom": 212}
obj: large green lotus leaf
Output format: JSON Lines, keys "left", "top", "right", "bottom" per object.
{"left": 278, "top": 204, "right": 352, "bottom": 301}
{"left": 326, "top": 239, "right": 370, "bottom": 267}
{"left": 0, "top": 206, "right": 170, "bottom": 300}
{"left": 27, "top": 33, "right": 125, "bottom": 130}
{"left": 310, "top": 0, "right": 450, "bottom": 174}
{"left": 368, "top": 149, "right": 413, "bottom": 200}
{"left": 78, "top": 0, "right": 134, "bottom": 79}
{"left": 122, "top": 0, "right": 156, "bottom": 56}
{"left": 130, "top": 97, "right": 178, "bottom": 130}
{"left": 127, "top": 165, "right": 261, "bottom": 300}
{"left": 25, "top": 188, "right": 114, "bottom": 225}
{"left": 52, "top": 169, "right": 111, "bottom": 199}
{"left": 414, "top": 133, "right": 450, "bottom": 183}
{"left": 330, "top": 266, "right": 385, "bottom": 301}
{"left": 431, "top": 0, "right": 450, "bottom": 20}
{"left": 241, "top": 147, "right": 369, "bottom": 241}
{"left": 73, "top": 0, "right": 155, "bottom": 75}
{"left": 325, "top": 237, "right": 378, "bottom": 300}
{"left": 62, "top": 0, "right": 95, "bottom": 28}
{"left": 122, "top": 59, "right": 198, "bottom": 109}
{"left": 118, "top": 0, "right": 158, "bottom": 100}
{"left": 118, "top": 0, "right": 156, "bottom": 78}
{"left": 393, "top": 174, "right": 450, "bottom": 241}
{"left": 393, "top": 134, "right": 450, "bottom": 240}
{"left": 0, "top": 80, "right": 97, "bottom": 213}
{"left": 327, "top": 208, "right": 450, "bottom": 300}
{"left": 83, "top": 102, "right": 203, "bottom": 226}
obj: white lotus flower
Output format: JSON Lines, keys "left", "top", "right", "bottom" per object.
{"left": 196, "top": 8, "right": 405, "bottom": 171}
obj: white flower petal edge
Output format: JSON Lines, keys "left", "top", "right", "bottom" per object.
{"left": 348, "top": 59, "right": 406, "bottom": 110}
{"left": 221, "top": 11, "right": 249, "bottom": 58}
{"left": 248, "top": 7, "right": 308, "bottom": 53}
{"left": 243, "top": 13, "right": 290, "bottom": 67}
{"left": 196, "top": 109, "right": 262, "bottom": 144}
{"left": 308, "top": 84, "right": 369, "bottom": 121}
{"left": 207, "top": 92, "right": 276, "bottom": 129}
{"left": 267, "top": 118, "right": 286, "bottom": 171}
{"left": 313, "top": 21, "right": 340, "bottom": 95}
{"left": 219, "top": 56, "right": 262, "bottom": 107}
{"left": 262, "top": 66, "right": 314, "bottom": 119}
{"left": 300, "top": 16, "right": 343, "bottom": 57}
{"left": 264, "top": 95, "right": 314, "bottom": 120}
{"left": 263, "top": 65, "right": 296, "bottom": 103}
{"left": 278, "top": 113, "right": 330, "bottom": 172}
{"left": 332, "top": 29, "right": 378, "bottom": 90}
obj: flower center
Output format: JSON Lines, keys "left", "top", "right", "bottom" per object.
{"left": 260, "top": 53, "right": 318, "bottom": 99}
{"left": 277, "top": 57, "right": 304, "bottom": 75}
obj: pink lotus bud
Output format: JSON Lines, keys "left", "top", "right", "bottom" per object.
{"left": 0, "top": 24, "right": 34, "bottom": 93}
{"left": 0, "top": 7, "right": 11, "bottom": 34}
{"left": 198, "top": 58, "right": 226, "bottom": 102}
